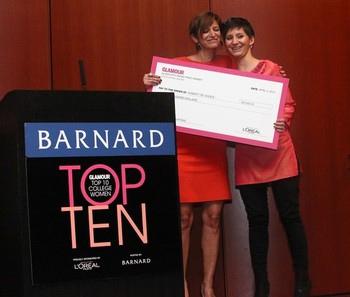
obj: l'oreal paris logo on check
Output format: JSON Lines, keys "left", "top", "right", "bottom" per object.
{"left": 242, "top": 126, "right": 260, "bottom": 135}
{"left": 24, "top": 122, "right": 175, "bottom": 157}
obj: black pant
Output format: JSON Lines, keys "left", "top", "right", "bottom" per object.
{"left": 239, "top": 176, "right": 309, "bottom": 282}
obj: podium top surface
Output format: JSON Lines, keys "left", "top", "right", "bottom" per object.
{"left": 0, "top": 90, "right": 175, "bottom": 122}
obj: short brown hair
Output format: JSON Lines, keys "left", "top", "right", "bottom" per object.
{"left": 222, "top": 17, "right": 255, "bottom": 39}
{"left": 189, "top": 11, "right": 222, "bottom": 39}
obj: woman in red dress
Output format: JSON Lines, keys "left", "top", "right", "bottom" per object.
{"left": 222, "top": 17, "right": 311, "bottom": 297}
{"left": 144, "top": 12, "right": 231, "bottom": 297}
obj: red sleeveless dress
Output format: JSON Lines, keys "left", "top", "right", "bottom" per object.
{"left": 175, "top": 55, "right": 232, "bottom": 203}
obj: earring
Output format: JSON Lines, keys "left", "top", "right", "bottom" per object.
{"left": 196, "top": 42, "right": 202, "bottom": 50}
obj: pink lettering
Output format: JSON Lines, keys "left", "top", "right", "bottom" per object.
{"left": 117, "top": 203, "right": 148, "bottom": 245}
{"left": 121, "top": 164, "right": 146, "bottom": 205}
{"left": 61, "top": 206, "right": 83, "bottom": 249}
{"left": 59, "top": 165, "right": 81, "bottom": 206}
{"left": 80, "top": 164, "right": 120, "bottom": 205}
{"left": 88, "top": 205, "right": 111, "bottom": 247}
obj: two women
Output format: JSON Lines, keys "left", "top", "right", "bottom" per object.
{"left": 144, "top": 12, "right": 311, "bottom": 297}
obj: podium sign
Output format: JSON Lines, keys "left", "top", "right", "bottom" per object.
{"left": 0, "top": 91, "right": 183, "bottom": 297}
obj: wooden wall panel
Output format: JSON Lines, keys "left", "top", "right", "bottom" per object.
{"left": 50, "top": 0, "right": 209, "bottom": 91}
{"left": 293, "top": 2, "right": 350, "bottom": 294}
{"left": 213, "top": 0, "right": 350, "bottom": 296}
{"left": 5, "top": 1, "right": 348, "bottom": 295}
{"left": 0, "top": 0, "right": 50, "bottom": 100}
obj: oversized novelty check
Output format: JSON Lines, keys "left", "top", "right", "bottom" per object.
{"left": 150, "top": 56, "right": 289, "bottom": 149}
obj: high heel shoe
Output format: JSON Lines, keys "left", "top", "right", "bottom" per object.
{"left": 294, "top": 270, "right": 311, "bottom": 297}
{"left": 294, "top": 280, "right": 311, "bottom": 297}
{"left": 184, "top": 279, "right": 189, "bottom": 297}
{"left": 254, "top": 278, "right": 270, "bottom": 297}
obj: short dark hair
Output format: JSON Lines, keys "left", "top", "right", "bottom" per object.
{"left": 221, "top": 17, "right": 255, "bottom": 39}
{"left": 189, "top": 11, "right": 222, "bottom": 39}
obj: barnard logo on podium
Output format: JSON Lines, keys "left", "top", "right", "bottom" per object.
{"left": 24, "top": 121, "right": 180, "bottom": 284}
{"left": 24, "top": 122, "right": 175, "bottom": 157}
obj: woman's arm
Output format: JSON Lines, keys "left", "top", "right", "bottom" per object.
{"left": 272, "top": 64, "right": 296, "bottom": 131}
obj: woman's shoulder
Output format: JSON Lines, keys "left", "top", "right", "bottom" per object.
{"left": 175, "top": 56, "right": 190, "bottom": 61}
{"left": 256, "top": 59, "right": 281, "bottom": 76}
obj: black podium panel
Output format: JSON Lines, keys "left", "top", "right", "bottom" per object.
{"left": 0, "top": 91, "right": 183, "bottom": 297}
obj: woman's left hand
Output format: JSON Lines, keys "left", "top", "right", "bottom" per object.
{"left": 279, "top": 65, "right": 287, "bottom": 77}
{"left": 143, "top": 73, "right": 162, "bottom": 86}
{"left": 274, "top": 120, "right": 288, "bottom": 132}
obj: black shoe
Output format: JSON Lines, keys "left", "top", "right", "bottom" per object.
{"left": 254, "top": 280, "right": 269, "bottom": 297}
{"left": 294, "top": 280, "right": 311, "bottom": 297}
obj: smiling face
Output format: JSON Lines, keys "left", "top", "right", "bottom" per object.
{"left": 194, "top": 20, "right": 222, "bottom": 50}
{"left": 189, "top": 12, "right": 222, "bottom": 51}
{"left": 224, "top": 27, "right": 254, "bottom": 59}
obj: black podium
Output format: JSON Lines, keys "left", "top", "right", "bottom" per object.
{"left": 0, "top": 90, "right": 183, "bottom": 297}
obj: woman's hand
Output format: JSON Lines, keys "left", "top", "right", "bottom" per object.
{"left": 274, "top": 119, "right": 288, "bottom": 132}
{"left": 143, "top": 73, "right": 162, "bottom": 86}
{"left": 279, "top": 65, "right": 287, "bottom": 77}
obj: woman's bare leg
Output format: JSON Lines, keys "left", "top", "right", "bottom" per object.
{"left": 181, "top": 203, "right": 194, "bottom": 297}
{"left": 201, "top": 201, "right": 224, "bottom": 297}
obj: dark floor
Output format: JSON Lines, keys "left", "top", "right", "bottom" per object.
{"left": 313, "top": 294, "right": 350, "bottom": 297}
